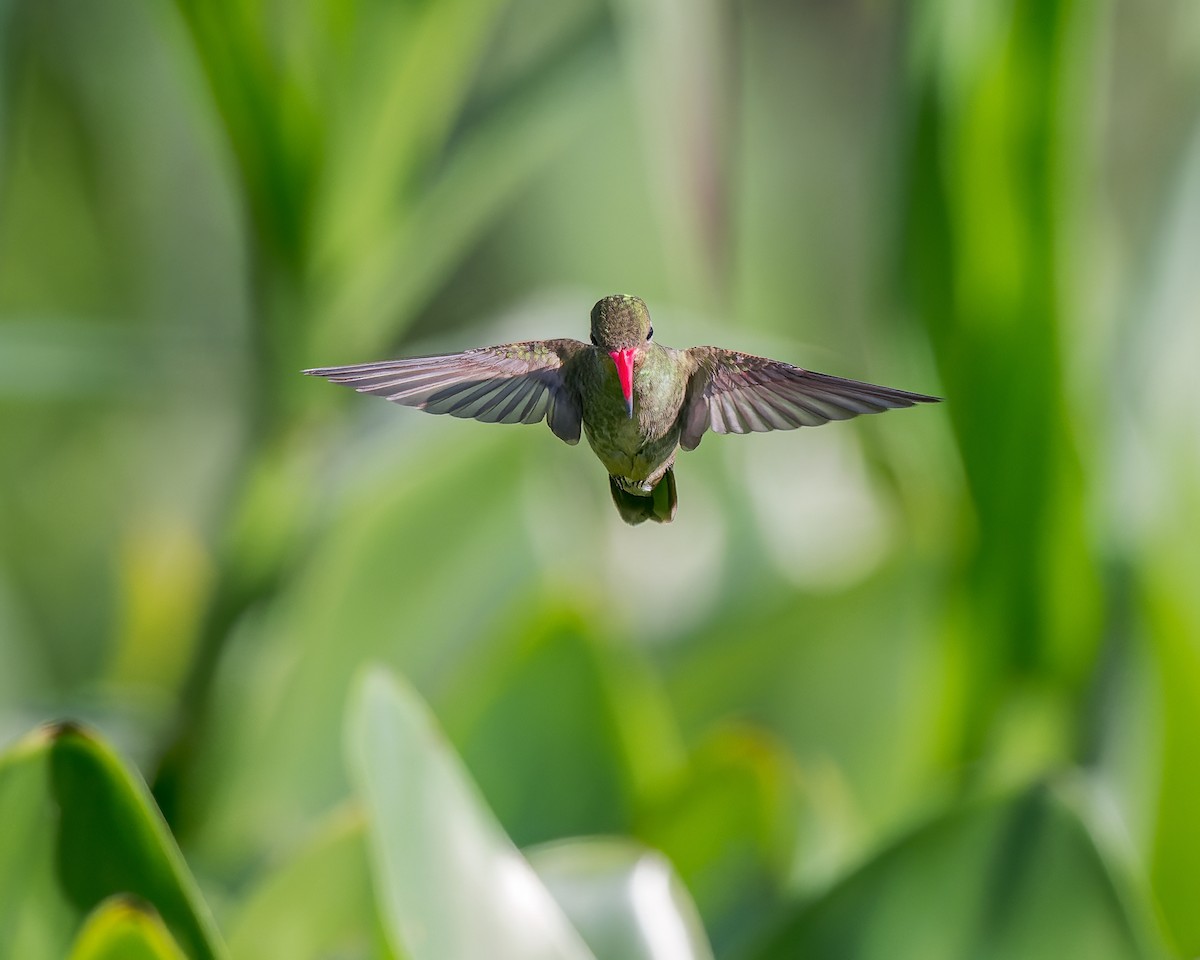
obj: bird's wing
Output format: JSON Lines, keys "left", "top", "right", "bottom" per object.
{"left": 678, "top": 347, "right": 939, "bottom": 451}
{"left": 305, "top": 339, "right": 587, "bottom": 444}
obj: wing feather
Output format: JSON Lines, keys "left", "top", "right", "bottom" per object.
{"left": 305, "top": 339, "right": 586, "bottom": 444}
{"left": 679, "top": 348, "right": 938, "bottom": 450}
{"left": 706, "top": 396, "right": 726, "bottom": 434}
{"left": 748, "top": 391, "right": 793, "bottom": 430}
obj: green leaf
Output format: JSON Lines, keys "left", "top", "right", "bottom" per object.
{"left": 528, "top": 838, "right": 714, "bottom": 960}
{"left": 1128, "top": 113, "right": 1200, "bottom": 958}
{"left": 315, "top": 25, "right": 616, "bottom": 359}
{"left": 636, "top": 725, "right": 808, "bottom": 955}
{"left": 227, "top": 808, "right": 393, "bottom": 960}
{"left": 193, "top": 428, "right": 544, "bottom": 872}
{"left": 48, "top": 724, "right": 227, "bottom": 960}
{"left": 316, "top": 0, "right": 512, "bottom": 267}
{"left": 0, "top": 729, "right": 75, "bottom": 960}
{"left": 750, "top": 783, "right": 1164, "bottom": 960}
{"left": 440, "top": 605, "right": 683, "bottom": 848}
{"left": 901, "top": 0, "right": 1102, "bottom": 758}
{"left": 0, "top": 724, "right": 226, "bottom": 960}
{"left": 347, "top": 666, "right": 595, "bottom": 960}
{"left": 67, "top": 896, "right": 187, "bottom": 960}
{"left": 1146, "top": 596, "right": 1200, "bottom": 956}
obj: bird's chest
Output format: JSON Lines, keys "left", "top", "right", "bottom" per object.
{"left": 581, "top": 354, "right": 683, "bottom": 480}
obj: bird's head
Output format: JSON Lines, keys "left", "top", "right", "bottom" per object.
{"left": 590, "top": 295, "right": 654, "bottom": 418}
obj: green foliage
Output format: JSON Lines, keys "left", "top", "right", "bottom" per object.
{"left": 0, "top": 678, "right": 716, "bottom": 960}
{"left": 528, "top": 839, "right": 715, "bottom": 960}
{"left": 0, "top": 726, "right": 225, "bottom": 960}
{"left": 637, "top": 724, "right": 806, "bottom": 953}
{"left": 751, "top": 784, "right": 1160, "bottom": 960}
{"left": 68, "top": 898, "right": 189, "bottom": 960}
{"left": 903, "top": 0, "right": 1103, "bottom": 760}
{"left": 439, "top": 606, "right": 666, "bottom": 846}
{"left": 0, "top": 675, "right": 1168, "bottom": 960}
{"left": 48, "top": 728, "right": 226, "bottom": 960}
{"left": 2, "top": 0, "right": 1198, "bottom": 956}
{"left": 350, "top": 667, "right": 594, "bottom": 960}
{"left": 226, "top": 812, "right": 384, "bottom": 960}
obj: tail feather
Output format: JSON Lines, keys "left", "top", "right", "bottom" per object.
{"left": 608, "top": 469, "right": 677, "bottom": 525}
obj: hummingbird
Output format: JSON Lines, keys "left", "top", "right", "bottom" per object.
{"left": 305, "top": 295, "right": 939, "bottom": 525}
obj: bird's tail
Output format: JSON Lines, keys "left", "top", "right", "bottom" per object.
{"left": 608, "top": 469, "right": 677, "bottom": 525}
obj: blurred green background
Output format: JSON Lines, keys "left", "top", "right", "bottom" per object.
{"left": 2, "top": 0, "right": 1199, "bottom": 956}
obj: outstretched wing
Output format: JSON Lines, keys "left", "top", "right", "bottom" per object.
{"left": 678, "top": 347, "right": 939, "bottom": 451}
{"left": 305, "top": 339, "right": 586, "bottom": 444}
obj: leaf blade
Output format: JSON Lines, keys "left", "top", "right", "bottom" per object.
{"left": 749, "top": 784, "right": 1165, "bottom": 960}
{"left": 48, "top": 724, "right": 227, "bottom": 960}
{"left": 347, "top": 667, "right": 595, "bottom": 960}
{"left": 529, "top": 838, "right": 714, "bottom": 960}
{"left": 67, "top": 896, "right": 189, "bottom": 960}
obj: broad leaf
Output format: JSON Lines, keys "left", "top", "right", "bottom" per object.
{"left": 750, "top": 784, "right": 1164, "bottom": 960}
{"left": 48, "top": 724, "right": 226, "bottom": 960}
{"left": 440, "top": 605, "right": 682, "bottom": 848}
{"left": 0, "top": 724, "right": 226, "bottom": 960}
{"left": 67, "top": 896, "right": 187, "bottom": 960}
{"left": 347, "top": 667, "right": 595, "bottom": 960}
{"left": 637, "top": 725, "right": 808, "bottom": 954}
{"left": 0, "top": 729, "right": 74, "bottom": 960}
{"left": 529, "top": 838, "right": 713, "bottom": 960}
{"left": 227, "top": 809, "right": 393, "bottom": 960}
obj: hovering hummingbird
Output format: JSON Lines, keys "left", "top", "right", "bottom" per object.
{"left": 305, "top": 295, "right": 939, "bottom": 525}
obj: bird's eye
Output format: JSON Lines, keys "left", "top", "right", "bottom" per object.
{"left": 646, "top": 326, "right": 654, "bottom": 341}
{"left": 590, "top": 334, "right": 598, "bottom": 346}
